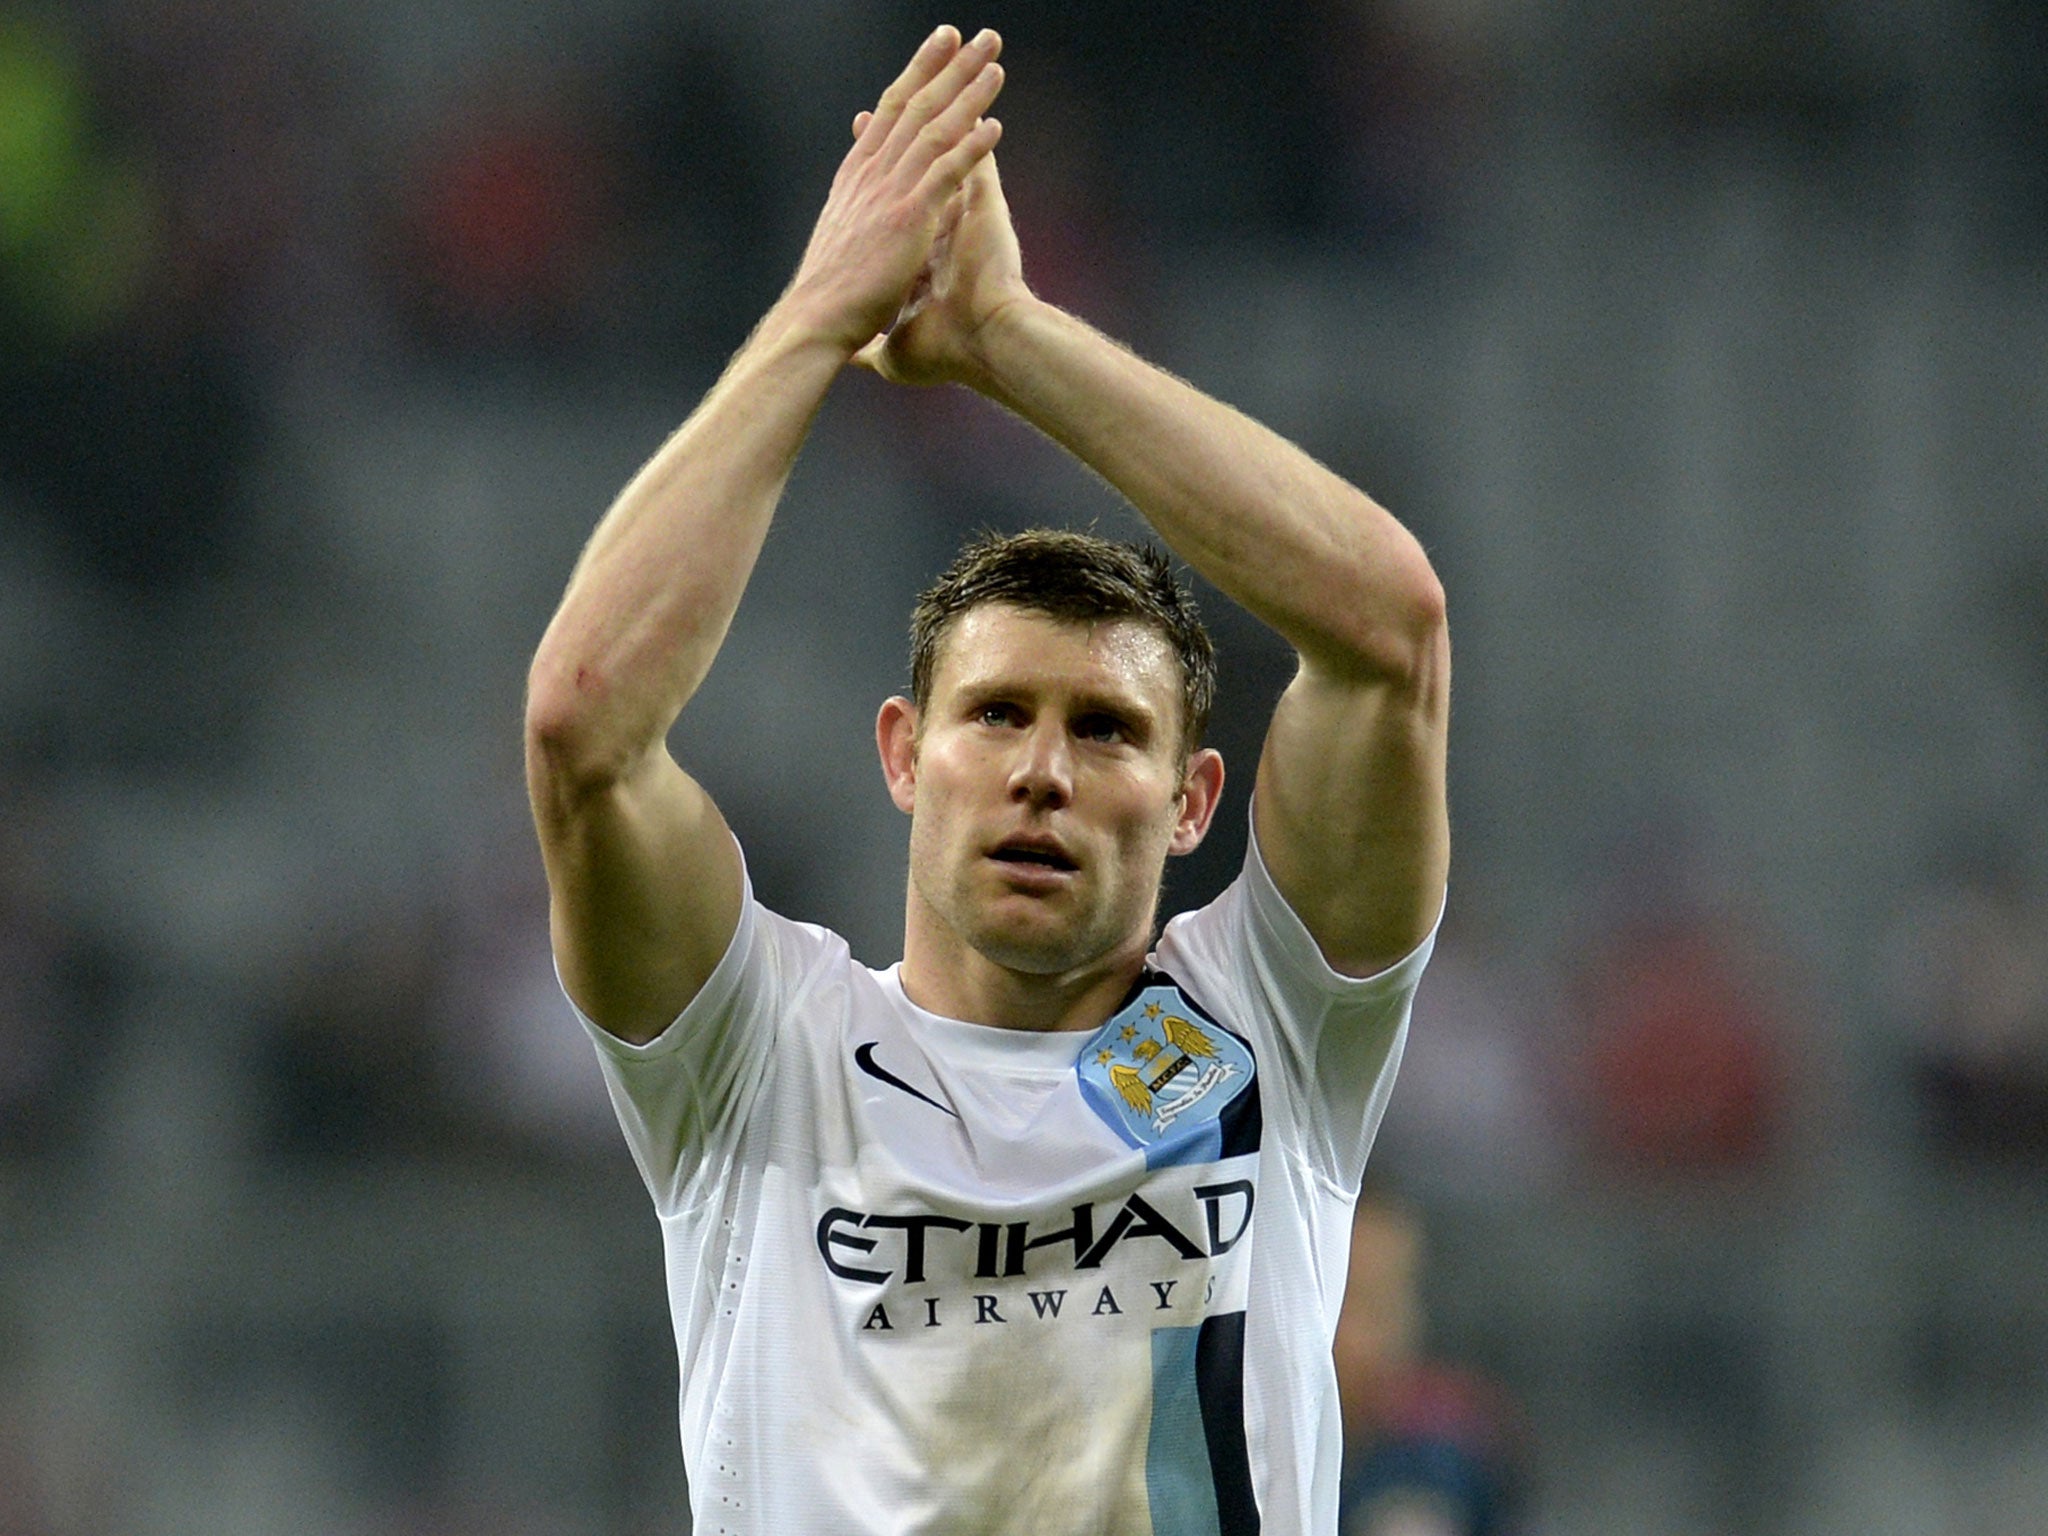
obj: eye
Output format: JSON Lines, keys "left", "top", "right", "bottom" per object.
{"left": 978, "top": 702, "right": 1023, "bottom": 728}
{"left": 1074, "top": 714, "right": 1128, "bottom": 744}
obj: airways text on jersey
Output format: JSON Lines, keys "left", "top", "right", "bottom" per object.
{"left": 814, "top": 1154, "right": 1259, "bottom": 1335}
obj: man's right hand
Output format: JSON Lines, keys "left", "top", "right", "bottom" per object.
{"left": 781, "top": 25, "right": 1006, "bottom": 356}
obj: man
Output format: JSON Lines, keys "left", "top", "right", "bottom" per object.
{"left": 1334, "top": 1190, "right": 1522, "bottom": 1536}
{"left": 524, "top": 24, "right": 1449, "bottom": 1536}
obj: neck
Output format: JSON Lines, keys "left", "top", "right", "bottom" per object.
{"left": 898, "top": 900, "right": 1150, "bottom": 1034}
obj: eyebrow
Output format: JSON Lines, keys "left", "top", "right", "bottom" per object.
{"left": 953, "top": 675, "right": 1164, "bottom": 732}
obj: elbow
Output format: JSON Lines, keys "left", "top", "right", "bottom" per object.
{"left": 1322, "top": 554, "right": 1449, "bottom": 692}
{"left": 524, "top": 653, "right": 628, "bottom": 804}
{"left": 1377, "top": 575, "right": 1450, "bottom": 696}
{"left": 523, "top": 649, "right": 584, "bottom": 758}
{"left": 1397, "top": 562, "right": 1449, "bottom": 644}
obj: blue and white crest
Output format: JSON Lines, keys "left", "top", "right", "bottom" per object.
{"left": 1076, "top": 979, "right": 1257, "bottom": 1165}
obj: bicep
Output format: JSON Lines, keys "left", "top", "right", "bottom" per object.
{"left": 528, "top": 741, "right": 744, "bottom": 1045}
{"left": 1251, "top": 630, "right": 1450, "bottom": 978}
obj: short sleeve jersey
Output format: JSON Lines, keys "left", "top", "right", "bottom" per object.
{"left": 578, "top": 825, "right": 1434, "bottom": 1536}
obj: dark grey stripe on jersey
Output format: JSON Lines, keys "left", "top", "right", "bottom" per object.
{"left": 1197, "top": 1310, "right": 1261, "bottom": 1534}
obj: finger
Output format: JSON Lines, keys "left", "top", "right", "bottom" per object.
{"left": 857, "top": 25, "right": 963, "bottom": 153}
{"left": 852, "top": 110, "right": 873, "bottom": 140}
{"left": 923, "top": 114, "right": 1002, "bottom": 195}
{"left": 901, "top": 59, "right": 1004, "bottom": 184}
{"left": 882, "top": 28, "right": 1001, "bottom": 163}
{"left": 963, "top": 143, "right": 1008, "bottom": 208}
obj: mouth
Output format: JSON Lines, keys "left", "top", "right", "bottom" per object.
{"left": 988, "top": 839, "right": 1079, "bottom": 874}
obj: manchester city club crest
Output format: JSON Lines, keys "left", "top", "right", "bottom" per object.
{"left": 1076, "top": 976, "right": 1258, "bottom": 1165}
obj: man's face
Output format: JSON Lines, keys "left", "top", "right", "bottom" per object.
{"left": 886, "top": 603, "right": 1217, "bottom": 981}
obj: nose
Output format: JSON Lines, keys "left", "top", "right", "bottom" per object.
{"left": 1007, "top": 721, "right": 1073, "bottom": 808}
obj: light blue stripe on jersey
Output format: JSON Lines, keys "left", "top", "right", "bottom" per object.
{"left": 1146, "top": 1118, "right": 1224, "bottom": 1170}
{"left": 1146, "top": 1325, "right": 1223, "bottom": 1536}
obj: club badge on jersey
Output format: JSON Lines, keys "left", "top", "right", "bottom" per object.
{"left": 1076, "top": 974, "right": 1258, "bottom": 1164}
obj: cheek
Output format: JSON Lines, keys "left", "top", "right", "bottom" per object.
{"left": 1099, "top": 795, "right": 1183, "bottom": 879}
{"left": 1127, "top": 778, "right": 1190, "bottom": 841}
{"left": 906, "top": 770, "right": 975, "bottom": 866}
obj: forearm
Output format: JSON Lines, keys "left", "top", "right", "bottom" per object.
{"left": 968, "top": 299, "right": 1443, "bottom": 680}
{"left": 526, "top": 305, "right": 853, "bottom": 783}
{"left": 528, "top": 22, "right": 1006, "bottom": 782}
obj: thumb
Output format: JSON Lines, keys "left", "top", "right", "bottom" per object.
{"left": 850, "top": 333, "right": 889, "bottom": 373}
{"left": 965, "top": 149, "right": 1007, "bottom": 211}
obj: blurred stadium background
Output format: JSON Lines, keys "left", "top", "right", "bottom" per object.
{"left": 3, "top": 0, "right": 2046, "bottom": 1531}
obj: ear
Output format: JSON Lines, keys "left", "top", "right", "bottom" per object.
{"left": 1168, "top": 747, "right": 1225, "bottom": 856}
{"left": 877, "top": 696, "right": 919, "bottom": 814}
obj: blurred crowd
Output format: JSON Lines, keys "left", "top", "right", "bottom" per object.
{"left": 0, "top": 0, "right": 1495, "bottom": 1159}
{"left": 5, "top": 1, "right": 2048, "bottom": 1533}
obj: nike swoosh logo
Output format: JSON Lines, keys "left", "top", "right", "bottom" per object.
{"left": 854, "top": 1042, "right": 959, "bottom": 1118}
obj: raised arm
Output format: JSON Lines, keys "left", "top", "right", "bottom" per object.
{"left": 860, "top": 157, "right": 1448, "bottom": 976}
{"left": 524, "top": 27, "right": 1006, "bottom": 1041}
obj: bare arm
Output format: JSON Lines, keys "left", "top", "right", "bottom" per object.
{"left": 982, "top": 300, "right": 1448, "bottom": 976}
{"left": 861, "top": 158, "right": 1448, "bottom": 976}
{"left": 525, "top": 27, "right": 1007, "bottom": 1042}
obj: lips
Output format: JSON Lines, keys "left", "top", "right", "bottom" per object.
{"left": 988, "top": 836, "right": 1078, "bottom": 873}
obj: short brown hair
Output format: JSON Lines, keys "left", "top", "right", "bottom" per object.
{"left": 909, "top": 529, "right": 1217, "bottom": 752}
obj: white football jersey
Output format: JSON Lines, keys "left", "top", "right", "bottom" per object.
{"left": 579, "top": 826, "right": 1433, "bottom": 1536}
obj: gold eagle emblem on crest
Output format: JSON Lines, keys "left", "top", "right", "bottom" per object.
{"left": 1109, "top": 1063, "right": 1152, "bottom": 1114}
{"left": 1161, "top": 1015, "right": 1217, "bottom": 1059}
